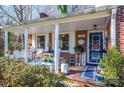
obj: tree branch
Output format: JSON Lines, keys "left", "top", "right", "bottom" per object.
{"left": 0, "top": 6, "right": 19, "bottom": 24}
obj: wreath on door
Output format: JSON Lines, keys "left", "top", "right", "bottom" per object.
{"left": 93, "top": 41, "right": 99, "bottom": 50}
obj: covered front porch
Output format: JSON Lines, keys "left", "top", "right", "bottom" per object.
{"left": 3, "top": 6, "right": 116, "bottom": 77}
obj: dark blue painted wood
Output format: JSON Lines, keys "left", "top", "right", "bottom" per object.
{"left": 89, "top": 32, "right": 103, "bottom": 64}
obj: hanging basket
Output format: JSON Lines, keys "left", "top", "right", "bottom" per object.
{"left": 74, "top": 45, "right": 84, "bottom": 54}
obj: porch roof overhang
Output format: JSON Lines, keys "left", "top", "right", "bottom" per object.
{"left": 1, "top": 5, "right": 115, "bottom": 34}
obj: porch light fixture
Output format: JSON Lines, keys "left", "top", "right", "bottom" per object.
{"left": 93, "top": 24, "right": 97, "bottom": 30}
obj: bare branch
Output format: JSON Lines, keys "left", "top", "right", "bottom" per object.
{"left": 0, "top": 6, "right": 19, "bottom": 24}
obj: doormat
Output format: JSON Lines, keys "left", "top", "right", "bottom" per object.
{"left": 81, "top": 66, "right": 97, "bottom": 81}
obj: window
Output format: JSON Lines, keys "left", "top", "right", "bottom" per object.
{"left": 37, "top": 35, "right": 45, "bottom": 49}
{"left": 59, "top": 34, "right": 69, "bottom": 51}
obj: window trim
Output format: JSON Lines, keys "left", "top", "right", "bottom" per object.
{"left": 59, "top": 33, "right": 69, "bottom": 51}
{"left": 36, "top": 35, "right": 46, "bottom": 50}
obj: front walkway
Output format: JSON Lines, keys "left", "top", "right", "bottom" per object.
{"left": 64, "top": 66, "right": 104, "bottom": 87}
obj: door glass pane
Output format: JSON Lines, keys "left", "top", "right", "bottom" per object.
{"left": 92, "top": 35, "right": 100, "bottom": 50}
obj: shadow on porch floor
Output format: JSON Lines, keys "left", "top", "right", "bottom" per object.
{"left": 62, "top": 65, "right": 104, "bottom": 87}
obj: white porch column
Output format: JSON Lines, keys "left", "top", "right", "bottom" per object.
{"left": 24, "top": 28, "right": 28, "bottom": 63}
{"left": 54, "top": 23, "right": 60, "bottom": 73}
{"left": 111, "top": 8, "right": 116, "bottom": 47}
{"left": 4, "top": 31, "right": 8, "bottom": 56}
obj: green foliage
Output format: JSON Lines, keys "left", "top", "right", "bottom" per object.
{"left": 0, "top": 56, "right": 65, "bottom": 87}
{"left": 42, "top": 55, "right": 54, "bottom": 62}
{"left": 8, "top": 32, "right": 15, "bottom": 54}
{"left": 98, "top": 59, "right": 105, "bottom": 68}
{"left": 8, "top": 32, "right": 23, "bottom": 52}
{"left": 100, "top": 46, "right": 124, "bottom": 86}
{"left": 8, "top": 42, "right": 15, "bottom": 54}
{"left": 118, "top": 65, "right": 124, "bottom": 86}
{"left": 16, "top": 43, "right": 23, "bottom": 51}
{"left": 74, "top": 45, "right": 84, "bottom": 54}
{"left": 57, "top": 5, "right": 67, "bottom": 14}
{"left": 0, "top": 38, "right": 4, "bottom": 57}
{"left": 0, "top": 49, "right": 3, "bottom": 57}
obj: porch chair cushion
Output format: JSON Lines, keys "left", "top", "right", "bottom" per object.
{"left": 36, "top": 49, "right": 43, "bottom": 58}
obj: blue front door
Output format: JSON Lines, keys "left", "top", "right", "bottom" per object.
{"left": 88, "top": 32, "right": 103, "bottom": 64}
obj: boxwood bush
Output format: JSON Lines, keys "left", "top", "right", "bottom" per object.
{"left": 0, "top": 56, "right": 65, "bottom": 87}
{"left": 100, "top": 46, "right": 124, "bottom": 86}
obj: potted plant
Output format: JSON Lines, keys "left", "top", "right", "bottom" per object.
{"left": 48, "top": 55, "right": 54, "bottom": 63}
{"left": 57, "top": 5, "right": 68, "bottom": 16}
{"left": 42, "top": 54, "right": 49, "bottom": 62}
{"left": 16, "top": 43, "right": 23, "bottom": 51}
{"left": 74, "top": 45, "right": 84, "bottom": 54}
{"left": 74, "top": 45, "right": 84, "bottom": 66}
{"left": 57, "top": 5, "right": 67, "bottom": 13}
{"left": 60, "top": 57, "right": 69, "bottom": 74}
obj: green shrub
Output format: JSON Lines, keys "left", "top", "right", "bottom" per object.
{"left": 100, "top": 46, "right": 124, "bottom": 86}
{"left": 0, "top": 56, "right": 65, "bottom": 87}
{"left": 57, "top": 5, "right": 67, "bottom": 14}
{"left": 13, "top": 65, "right": 51, "bottom": 87}
{"left": 16, "top": 43, "right": 23, "bottom": 51}
{"left": 0, "top": 49, "right": 3, "bottom": 57}
{"left": 0, "top": 57, "right": 26, "bottom": 86}
{"left": 0, "top": 39, "right": 4, "bottom": 57}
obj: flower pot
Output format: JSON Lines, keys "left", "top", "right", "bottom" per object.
{"left": 96, "top": 73, "right": 104, "bottom": 83}
{"left": 61, "top": 62, "right": 69, "bottom": 74}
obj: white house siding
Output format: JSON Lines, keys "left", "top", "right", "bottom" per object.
{"left": 69, "top": 31, "right": 75, "bottom": 54}
{"left": 52, "top": 31, "right": 75, "bottom": 54}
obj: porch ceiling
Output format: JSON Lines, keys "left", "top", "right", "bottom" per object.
{"left": 28, "top": 16, "right": 109, "bottom": 34}
{"left": 2, "top": 8, "right": 111, "bottom": 34}
{"left": 5, "top": 16, "right": 110, "bottom": 35}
